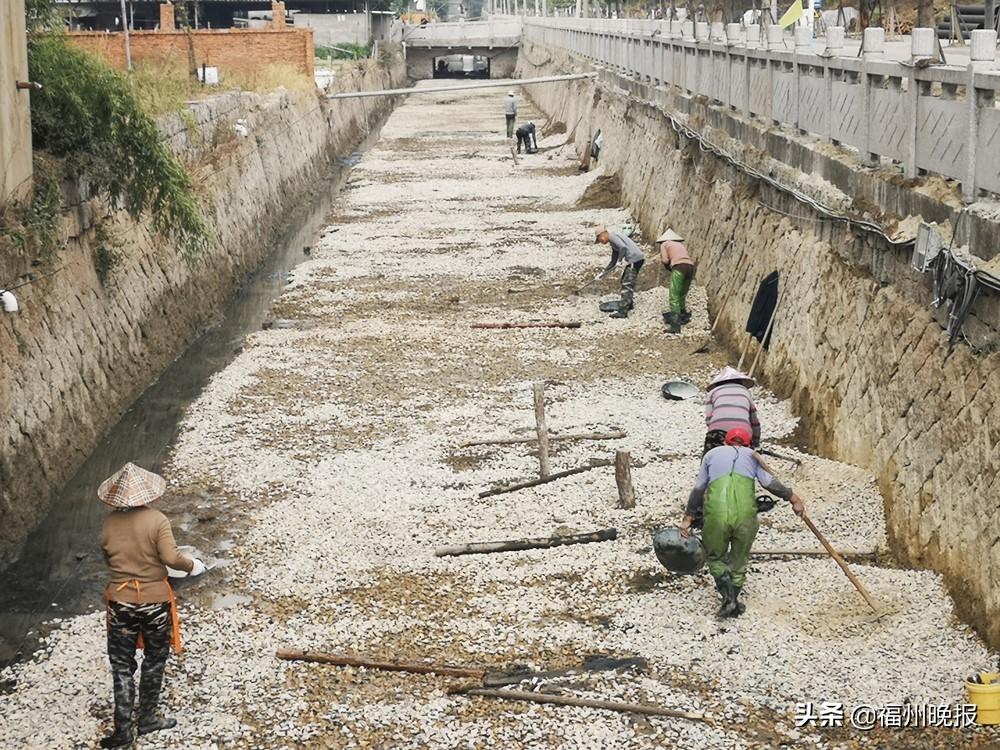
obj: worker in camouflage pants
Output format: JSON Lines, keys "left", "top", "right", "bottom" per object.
{"left": 106, "top": 602, "right": 173, "bottom": 745}
{"left": 678, "top": 428, "right": 805, "bottom": 617}
{"left": 98, "top": 462, "right": 206, "bottom": 748}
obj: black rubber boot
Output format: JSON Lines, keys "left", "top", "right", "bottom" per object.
{"left": 731, "top": 586, "right": 746, "bottom": 617}
{"left": 102, "top": 669, "right": 136, "bottom": 748}
{"left": 715, "top": 575, "right": 736, "bottom": 618}
{"left": 680, "top": 310, "right": 692, "bottom": 324}
{"left": 610, "top": 306, "right": 630, "bottom": 319}
{"left": 100, "top": 726, "right": 135, "bottom": 749}
{"left": 664, "top": 312, "right": 681, "bottom": 334}
{"left": 138, "top": 716, "right": 177, "bottom": 736}
{"left": 599, "top": 300, "right": 624, "bottom": 313}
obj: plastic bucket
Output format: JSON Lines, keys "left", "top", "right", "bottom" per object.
{"left": 966, "top": 673, "right": 1000, "bottom": 725}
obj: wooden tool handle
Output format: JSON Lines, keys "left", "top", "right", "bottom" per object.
{"left": 801, "top": 513, "right": 881, "bottom": 615}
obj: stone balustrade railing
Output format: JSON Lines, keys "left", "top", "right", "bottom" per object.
{"left": 523, "top": 18, "right": 1000, "bottom": 201}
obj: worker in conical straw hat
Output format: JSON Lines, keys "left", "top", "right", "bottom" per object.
{"left": 655, "top": 228, "right": 694, "bottom": 334}
{"left": 679, "top": 427, "right": 805, "bottom": 618}
{"left": 593, "top": 225, "right": 646, "bottom": 319}
{"left": 703, "top": 366, "right": 760, "bottom": 456}
{"left": 98, "top": 462, "right": 206, "bottom": 748}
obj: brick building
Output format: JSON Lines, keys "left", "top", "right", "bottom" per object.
{"left": 59, "top": 1, "right": 372, "bottom": 31}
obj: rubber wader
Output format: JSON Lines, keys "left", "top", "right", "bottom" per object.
{"left": 701, "top": 472, "right": 759, "bottom": 589}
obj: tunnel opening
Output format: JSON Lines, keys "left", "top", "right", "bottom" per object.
{"left": 432, "top": 54, "right": 490, "bottom": 79}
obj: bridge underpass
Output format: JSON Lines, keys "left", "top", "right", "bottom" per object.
{"left": 404, "top": 18, "right": 522, "bottom": 79}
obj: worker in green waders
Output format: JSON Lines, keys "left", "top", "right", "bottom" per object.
{"left": 678, "top": 427, "right": 805, "bottom": 617}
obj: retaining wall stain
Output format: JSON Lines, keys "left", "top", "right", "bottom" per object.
{"left": 515, "top": 41, "right": 1000, "bottom": 648}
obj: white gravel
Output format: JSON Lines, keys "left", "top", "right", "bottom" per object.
{"left": 1, "top": 81, "right": 995, "bottom": 750}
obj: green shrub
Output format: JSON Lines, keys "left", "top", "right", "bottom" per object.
{"left": 28, "top": 35, "right": 209, "bottom": 258}
{"left": 0, "top": 153, "right": 63, "bottom": 260}
{"left": 317, "top": 43, "right": 371, "bottom": 61}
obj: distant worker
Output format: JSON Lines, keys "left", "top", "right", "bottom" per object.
{"left": 504, "top": 91, "right": 517, "bottom": 138}
{"left": 704, "top": 366, "right": 760, "bottom": 455}
{"left": 594, "top": 225, "right": 645, "bottom": 319}
{"left": 99, "top": 463, "right": 206, "bottom": 748}
{"left": 515, "top": 121, "right": 538, "bottom": 154}
{"left": 656, "top": 228, "right": 694, "bottom": 334}
{"left": 678, "top": 428, "right": 805, "bottom": 617}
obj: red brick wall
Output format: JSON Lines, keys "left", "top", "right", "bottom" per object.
{"left": 68, "top": 28, "right": 315, "bottom": 79}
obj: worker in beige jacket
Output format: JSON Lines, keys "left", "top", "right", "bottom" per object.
{"left": 98, "top": 463, "right": 206, "bottom": 748}
{"left": 657, "top": 228, "right": 694, "bottom": 334}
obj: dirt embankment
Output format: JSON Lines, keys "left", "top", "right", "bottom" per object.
{"left": 515, "top": 41, "right": 1000, "bottom": 649}
{"left": 0, "top": 61, "right": 404, "bottom": 564}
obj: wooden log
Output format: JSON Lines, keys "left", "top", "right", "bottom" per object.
{"left": 752, "top": 549, "right": 877, "bottom": 559}
{"left": 275, "top": 650, "right": 486, "bottom": 679}
{"left": 471, "top": 321, "right": 582, "bottom": 329}
{"left": 434, "top": 528, "right": 617, "bottom": 557}
{"left": 477, "top": 460, "right": 611, "bottom": 499}
{"left": 614, "top": 450, "right": 636, "bottom": 509}
{"left": 459, "top": 430, "right": 626, "bottom": 448}
{"left": 460, "top": 687, "right": 713, "bottom": 723}
{"left": 532, "top": 382, "right": 552, "bottom": 478}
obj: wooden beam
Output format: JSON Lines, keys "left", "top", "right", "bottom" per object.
{"left": 459, "top": 430, "right": 626, "bottom": 448}
{"left": 532, "top": 382, "right": 551, "bottom": 478}
{"left": 470, "top": 321, "right": 582, "bottom": 329}
{"left": 434, "top": 528, "right": 617, "bottom": 557}
{"left": 477, "top": 460, "right": 611, "bottom": 499}
{"left": 275, "top": 650, "right": 486, "bottom": 679}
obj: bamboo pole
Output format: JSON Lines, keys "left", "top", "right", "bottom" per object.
{"left": 275, "top": 650, "right": 486, "bottom": 678}
{"left": 614, "top": 450, "right": 635, "bottom": 509}
{"left": 461, "top": 688, "right": 713, "bottom": 723}
{"left": 532, "top": 382, "right": 551, "bottom": 478}
{"left": 709, "top": 249, "right": 750, "bottom": 334}
{"left": 434, "top": 528, "right": 617, "bottom": 557}
{"left": 799, "top": 513, "right": 881, "bottom": 614}
{"left": 459, "top": 430, "right": 625, "bottom": 448}
{"left": 477, "top": 460, "right": 611, "bottom": 499}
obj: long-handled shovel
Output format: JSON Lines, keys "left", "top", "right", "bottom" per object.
{"left": 800, "top": 512, "right": 882, "bottom": 615}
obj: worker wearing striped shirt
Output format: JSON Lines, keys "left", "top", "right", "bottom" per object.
{"left": 704, "top": 366, "right": 760, "bottom": 455}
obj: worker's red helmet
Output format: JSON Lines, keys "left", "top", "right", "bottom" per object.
{"left": 724, "top": 428, "right": 751, "bottom": 447}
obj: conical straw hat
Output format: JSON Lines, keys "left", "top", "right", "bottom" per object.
{"left": 98, "top": 463, "right": 166, "bottom": 509}
{"left": 656, "top": 228, "right": 684, "bottom": 243}
{"left": 708, "top": 366, "right": 755, "bottom": 390}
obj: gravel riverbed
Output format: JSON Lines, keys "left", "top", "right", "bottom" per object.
{"left": 0, "top": 82, "right": 996, "bottom": 750}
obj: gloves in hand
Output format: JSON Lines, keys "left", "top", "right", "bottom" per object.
{"left": 189, "top": 558, "right": 207, "bottom": 577}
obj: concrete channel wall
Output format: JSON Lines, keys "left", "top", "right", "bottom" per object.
{"left": 515, "top": 39, "right": 1000, "bottom": 648}
{"left": 0, "top": 60, "right": 405, "bottom": 564}
{"left": 524, "top": 18, "right": 1000, "bottom": 204}
{"left": 0, "top": 0, "right": 32, "bottom": 205}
